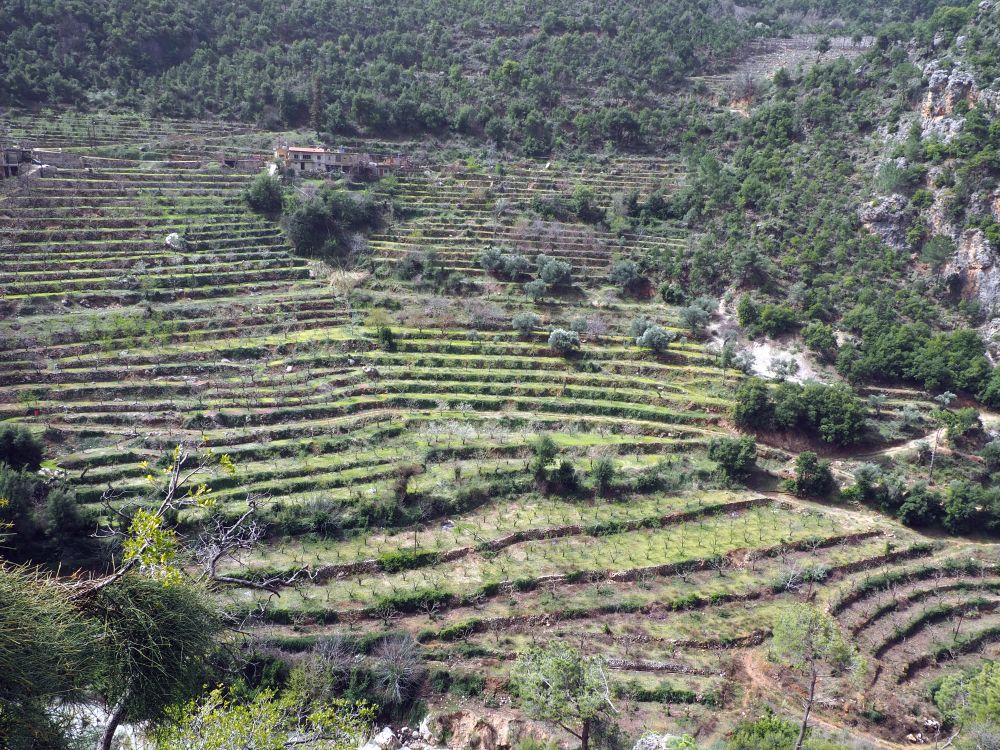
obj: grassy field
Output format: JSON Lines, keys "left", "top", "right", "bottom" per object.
{"left": 2, "top": 109, "right": 998, "bottom": 747}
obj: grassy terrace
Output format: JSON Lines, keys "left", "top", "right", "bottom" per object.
{"left": 368, "top": 157, "right": 687, "bottom": 277}
{"left": 5, "top": 112, "right": 995, "bottom": 741}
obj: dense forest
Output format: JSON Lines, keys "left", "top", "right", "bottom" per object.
{"left": 0, "top": 0, "right": 960, "bottom": 152}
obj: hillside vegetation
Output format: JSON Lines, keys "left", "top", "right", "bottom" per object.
{"left": 2, "top": 2, "right": 1000, "bottom": 750}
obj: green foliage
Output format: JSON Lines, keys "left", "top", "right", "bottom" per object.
{"left": 635, "top": 323, "right": 677, "bottom": 354}
{"left": 755, "top": 304, "right": 798, "bottom": 338}
{"left": 88, "top": 575, "right": 221, "bottom": 726}
{"left": 0, "top": 464, "right": 91, "bottom": 567}
{"left": 511, "top": 642, "right": 613, "bottom": 750}
{"left": 244, "top": 172, "right": 283, "bottom": 213}
{"left": 708, "top": 436, "right": 757, "bottom": 482}
{"left": 153, "top": 686, "right": 374, "bottom": 750}
{"left": 548, "top": 328, "right": 580, "bottom": 355}
{"left": 837, "top": 322, "right": 992, "bottom": 398}
{"left": 738, "top": 379, "right": 868, "bottom": 446}
{"left": 524, "top": 279, "right": 547, "bottom": 302}
{"left": 0, "top": 566, "right": 100, "bottom": 750}
{"left": 536, "top": 255, "right": 573, "bottom": 288}
{"left": 0, "top": 425, "right": 43, "bottom": 471}
{"left": 801, "top": 321, "right": 837, "bottom": 360}
{"left": 609, "top": 260, "right": 645, "bottom": 295}
{"left": 734, "top": 378, "right": 775, "bottom": 431}
{"left": 482, "top": 247, "right": 530, "bottom": 280}
{"left": 512, "top": 312, "right": 541, "bottom": 337}
{"left": 532, "top": 434, "right": 558, "bottom": 478}
{"left": 934, "top": 662, "right": 1000, "bottom": 742}
{"left": 284, "top": 186, "right": 381, "bottom": 260}
{"left": 378, "top": 549, "right": 440, "bottom": 573}
{"left": 770, "top": 604, "right": 862, "bottom": 678}
{"left": 590, "top": 457, "right": 616, "bottom": 494}
{"left": 792, "top": 452, "right": 833, "bottom": 498}
{"left": 727, "top": 712, "right": 799, "bottom": 750}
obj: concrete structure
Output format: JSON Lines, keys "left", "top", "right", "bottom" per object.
{"left": 1, "top": 145, "right": 29, "bottom": 178}
{"left": 274, "top": 145, "right": 411, "bottom": 177}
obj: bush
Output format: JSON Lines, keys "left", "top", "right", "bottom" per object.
{"left": 981, "top": 440, "right": 1000, "bottom": 472}
{"left": 481, "top": 247, "right": 529, "bottom": 280}
{"left": 535, "top": 255, "right": 572, "bottom": 288}
{"left": 769, "top": 382, "right": 868, "bottom": 446}
{"left": 680, "top": 304, "right": 710, "bottom": 335}
{"left": 708, "top": 437, "right": 757, "bottom": 482}
{"left": 896, "top": 484, "right": 943, "bottom": 528}
{"left": 512, "top": 312, "right": 541, "bottom": 337}
{"left": 548, "top": 328, "right": 580, "bottom": 355}
{"left": 801, "top": 321, "right": 837, "bottom": 359}
{"left": 244, "top": 172, "right": 283, "bottom": 213}
{"left": 635, "top": 324, "right": 676, "bottom": 354}
{"left": 608, "top": 260, "right": 644, "bottom": 295}
{"left": 733, "top": 378, "right": 774, "bottom": 431}
{"left": 756, "top": 303, "right": 798, "bottom": 338}
{"left": 524, "top": 279, "right": 547, "bottom": 302}
{"left": 792, "top": 451, "right": 833, "bottom": 498}
{"left": 590, "top": 457, "right": 616, "bottom": 494}
{"left": 0, "top": 425, "right": 44, "bottom": 471}
{"left": 727, "top": 711, "right": 799, "bottom": 750}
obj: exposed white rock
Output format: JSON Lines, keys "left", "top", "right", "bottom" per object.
{"left": 633, "top": 734, "right": 688, "bottom": 750}
{"left": 860, "top": 193, "right": 910, "bottom": 251}
{"left": 944, "top": 228, "right": 1000, "bottom": 315}
{"left": 360, "top": 726, "right": 401, "bottom": 750}
{"left": 164, "top": 232, "right": 185, "bottom": 250}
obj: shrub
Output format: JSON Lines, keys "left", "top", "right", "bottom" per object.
{"left": 733, "top": 378, "right": 774, "bottom": 431}
{"left": 553, "top": 459, "right": 579, "bottom": 493}
{"left": 708, "top": 437, "right": 757, "bottom": 482}
{"left": 727, "top": 711, "right": 799, "bottom": 750}
{"left": 896, "top": 484, "right": 943, "bottom": 528}
{"left": 921, "top": 235, "right": 956, "bottom": 269}
{"left": 981, "top": 440, "right": 1000, "bottom": 472}
{"left": 590, "top": 457, "right": 616, "bottom": 494}
{"left": 629, "top": 317, "right": 655, "bottom": 338}
{"left": 548, "top": 328, "right": 580, "bottom": 355}
{"left": 481, "top": 247, "right": 530, "bottom": 280}
{"left": 512, "top": 312, "right": 541, "bottom": 337}
{"left": 0, "top": 425, "right": 44, "bottom": 471}
{"left": 536, "top": 255, "right": 573, "bottom": 288}
{"left": 524, "top": 279, "right": 547, "bottom": 302}
{"left": 801, "top": 321, "right": 837, "bottom": 359}
{"left": 680, "top": 304, "right": 710, "bottom": 335}
{"left": 659, "top": 282, "right": 684, "bottom": 304}
{"left": 608, "top": 260, "right": 644, "bottom": 295}
{"left": 756, "top": 303, "right": 798, "bottom": 338}
{"left": 244, "top": 172, "right": 283, "bottom": 213}
{"left": 737, "top": 294, "right": 759, "bottom": 328}
{"left": 635, "top": 324, "right": 676, "bottom": 354}
{"left": 792, "top": 451, "right": 833, "bottom": 498}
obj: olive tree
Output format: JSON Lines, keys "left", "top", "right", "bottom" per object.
{"left": 510, "top": 642, "right": 615, "bottom": 750}
{"left": 512, "top": 312, "right": 541, "bottom": 337}
{"left": 549, "top": 328, "right": 581, "bottom": 355}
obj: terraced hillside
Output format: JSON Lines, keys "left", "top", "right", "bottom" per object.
{"left": 368, "top": 158, "right": 686, "bottom": 279}
{"left": 3, "top": 112, "right": 998, "bottom": 747}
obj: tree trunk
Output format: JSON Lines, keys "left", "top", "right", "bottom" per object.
{"left": 581, "top": 718, "right": 590, "bottom": 750}
{"left": 98, "top": 700, "right": 126, "bottom": 750}
{"left": 795, "top": 669, "right": 818, "bottom": 750}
